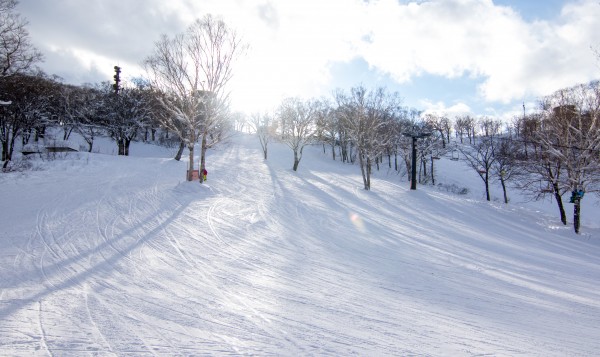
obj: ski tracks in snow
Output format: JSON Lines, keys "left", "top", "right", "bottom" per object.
{"left": 3, "top": 136, "right": 600, "bottom": 355}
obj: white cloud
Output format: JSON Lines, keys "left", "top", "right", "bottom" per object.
{"left": 420, "top": 99, "right": 472, "bottom": 117}
{"left": 357, "top": 0, "right": 600, "bottom": 103}
{"left": 224, "top": 0, "right": 368, "bottom": 111}
{"left": 18, "top": 0, "right": 600, "bottom": 113}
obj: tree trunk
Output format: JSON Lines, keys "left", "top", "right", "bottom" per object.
{"left": 366, "top": 157, "right": 371, "bottom": 190}
{"left": 348, "top": 145, "right": 353, "bottom": 163}
{"left": 2, "top": 141, "right": 9, "bottom": 162}
{"left": 358, "top": 153, "right": 369, "bottom": 190}
{"left": 484, "top": 172, "right": 491, "bottom": 201}
{"left": 35, "top": 126, "right": 46, "bottom": 141}
{"left": 500, "top": 176, "right": 508, "bottom": 204}
{"left": 22, "top": 129, "right": 31, "bottom": 146}
{"left": 331, "top": 143, "right": 336, "bottom": 161}
{"left": 117, "top": 139, "right": 125, "bottom": 156}
{"left": 199, "top": 132, "right": 208, "bottom": 183}
{"left": 430, "top": 157, "right": 435, "bottom": 185}
{"left": 174, "top": 140, "right": 185, "bottom": 161}
{"left": 2, "top": 138, "right": 9, "bottom": 167}
{"left": 124, "top": 138, "right": 131, "bottom": 156}
{"left": 187, "top": 135, "right": 195, "bottom": 181}
{"left": 6, "top": 131, "right": 17, "bottom": 164}
{"left": 439, "top": 130, "right": 446, "bottom": 148}
{"left": 63, "top": 126, "right": 73, "bottom": 140}
{"left": 553, "top": 183, "right": 567, "bottom": 225}
{"left": 200, "top": 132, "right": 208, "bottom": 182}
{"left": 574, "top": 199, "right": 581, "bottom": 234}
{"left": 292, "top": 149, "right": 300, "bottom": 171}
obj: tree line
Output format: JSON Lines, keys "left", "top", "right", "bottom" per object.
{"left": 2, "top": 0, "right": 598, "bottom": 233}
{"left": 248, "top": 81, "right": 600, "bottom": 234}
{"left": 1, "top": 1, "right": 244, "bottom": 185}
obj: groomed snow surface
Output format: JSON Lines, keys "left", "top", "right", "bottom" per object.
{"left": 1, "top": 132, "right": 599, "bottom": 356}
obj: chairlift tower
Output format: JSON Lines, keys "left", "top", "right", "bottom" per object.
{"left": 403, "top": 130, "right": 432, "bottom": 190}
{"left": 113, "top": 66, "right": 121, "bottom": 95}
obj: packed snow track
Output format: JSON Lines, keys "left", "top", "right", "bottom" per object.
{"left": 1, "top": 134, "right": 599, "bottom": 356}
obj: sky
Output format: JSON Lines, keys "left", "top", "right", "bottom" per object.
{"left": 18, "top": 0, "right": 600, "bottom": 119}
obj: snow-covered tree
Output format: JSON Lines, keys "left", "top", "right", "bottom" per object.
{"left": 248, "top": 111, "right": 274, "bottom": 160}
{"left": 72, "top": 85, "right": 107, "bottom": 153}
{"left": 491, "top": 138, "right": 521, "bottom": 204}
{"left": 478, "top": 117, "right": 502, "bottom": 138}
{"left": 424, "top": 113, "right": 450, "bottom": 148}
{"left": 56, "top": 84, "right": 87, "bottom": 141}
{"left": 515, "top": 136, "right": 567, "bottom": 226}
{"left": 99, "top": 83, "right": 153, "bottom": 156}
{"left": 0, "top": 73, "right": 56, "bottom": 167}
{"left": 331, "top": 105, "right": 354, "bottom": 163}
{"left": 335, "top": 86, "right": 402, "bottom": 190}
{"left": 460, "top": 136, "right": 497, "bottom": 201}
{"left": 0, "top": 0, "right": 42, "bottom": 77}
{"left": 454, "top": 115, "right": 476, "bottom": 144}
{"left": 312, "top": 99, "right": 336, "bottom": 160}
{"left": 144, "top": 15, "right": 246, "bottom": 182}
{"left": 535, "top": 82, "right": 600, "bottom": 233}
{"left": 277, "top": 97, "right": 319, "bottom": 171}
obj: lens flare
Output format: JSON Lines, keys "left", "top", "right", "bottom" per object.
{"left": 349, "top": 212, "right": 366, "bottom": 233}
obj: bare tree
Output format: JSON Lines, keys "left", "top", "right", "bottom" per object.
{"left": 463, "top": 115, "right": 477, "bottom": 143}
{"left": 100, "top": 83, "right": 153, "bottom": 156}
{"left": 71, "top": 85, "right": 105, "bottom": 153}
{"left": 455, "top": 115, "right": 475, "bottom": 144}
{"left": 441, "top": 115, "right": 452, "bottom": 145}
{"left": 144, "top": 15, "right": 245, "bottom": 181}
{"left": 536, "top": 82, "right": 600, "bottom": 233}
{"left": 460, "top": 136, "right": 497, "bottom": 201}
{"left": 313, "top": 98, "right": 336, "bottom": 159}
{"left": 478, "top": 117, "right": 502, "bottom": 138}
{"left": 420, "top": 131, "right": 444, "bottom": 185}
{"left": 332, "top": 106, "right": 353, "bottom": 163}
{"left": 518, "top": 113, "right": 542, "bottom": 159}
{"left": 248, "top": 111, "right": 274, "bottom": 160}
{"left": 424, "top": 113, "right": 450, "bottom": 148}
{"left": 277, "top": 97, "right": 319, "bottom": 171}
{"left": 0, "top": 73, "right": 56, "bottom": 167}
{"left": 492, "top": 138, "right": 521, "bottom": 204}
{"left": 0, "top": 0, "right": 42, "bottom": 77}
{"left": 516, "top": 143, "right": 567, "bottom": 225}
{"left": 335, "top": 86, "right": 402, "bottom": 190}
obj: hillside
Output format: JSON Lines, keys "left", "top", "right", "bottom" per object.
{"left": 1, "top": 132, "right": 599, "bottom": 356}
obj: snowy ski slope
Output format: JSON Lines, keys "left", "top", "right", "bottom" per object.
{"left": 1, "top": 133, "right": 599, "bottom": 356}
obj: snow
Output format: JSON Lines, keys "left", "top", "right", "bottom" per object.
{"left": 1, "top": 132, "right": 599, "bottom": 356}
